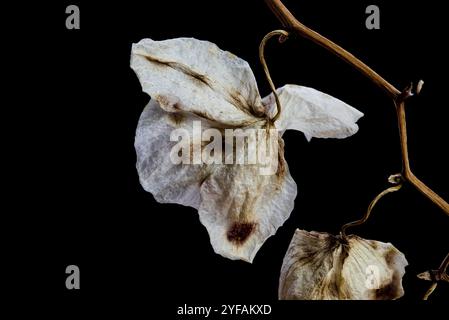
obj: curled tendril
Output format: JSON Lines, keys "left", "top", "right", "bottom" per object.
{"left": 259, "top": 30, "right": 289, "bottom": 122}
{"left": 340, "top": 174, "right": 404, "bottom": 239}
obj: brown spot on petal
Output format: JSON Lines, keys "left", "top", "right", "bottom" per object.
{"left": 226, "top": 89, "right": 266, "bottom": 119}
{"left": 276, "top": 138, "right": 286, "bottom": 180}
{"left": 190, "top": 109, "right": 217, "bottom": 123}
{"left": 371, "top": 248, "right": 403, "bottom": 300}
{"left": 384, "top": 247, "right": 396, "bottom": 265}
{"left": 370, "top": 240, "right": 379, "bottom": 250}
{"left": 167, "top": 113, "right": 185, "bottom": 126}
{"left": 227, "top": 222, "right": 256, "bottom": 245}
{"left": 374, "top": 272, "right": 401, "bottom": 300}
{"left": 228, "top": 90, "right": 252, "bottom": 115}
{"left": 156, "top": 95, "right": 172, "bottom": 110}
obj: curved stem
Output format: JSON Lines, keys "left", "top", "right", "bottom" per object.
{"left": 423, "top": 283, "right": 438, "bottom": 300}
{"left": 259, "top": 30, "right": 289, "bottom": 122}
{"left": 405, "top": 171, "right": 449, "bottom": 214}
{"left": 341, "top": 174, "right": 403, "bottom": 238}
{"left": 265, "top": 0, "right": 449, "bottom": 217}
{"left": 395, "top": 97, "right": 449, "bottom": 215}
{"left": 264, "top": 0, "right": 400, "bottom": 98}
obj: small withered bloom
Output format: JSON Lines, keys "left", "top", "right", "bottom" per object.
{"left": 279, "top": 229, "right": 408, "bottom": 300}
{"left": 131, "top": 38, "right": 363, "bottom": 262}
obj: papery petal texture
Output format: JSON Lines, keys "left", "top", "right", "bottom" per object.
{"left": 198, "top": 142, "right": 297, "bottom": 262}
{"left": 279, "top": 229, "right": 408, "bottom": 300}
{"left": 132, "top": 37, "right": 364, "bottom": 262}
{"left": 263, "top": 85, "right": 364, "bottom": 140}
{"left": 135, "top": 99, "right": 210, "bottom": 208}
{"left": 132, "top": 38, "right": 265, "bottom": 127}
{"left": 136, "top": 99, "right": 297, "bottom": 262}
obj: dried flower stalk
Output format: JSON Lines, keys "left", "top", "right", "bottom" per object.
{"left": 265, "top": 0, "right": 449, "bottom": 216}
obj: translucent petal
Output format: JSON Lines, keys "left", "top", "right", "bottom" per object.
{"left": 131, "top": 38, "right": 265, "bottom": 127}
{"left": 198, "top": 139, "right": 297, "bottom": 262}
{"left": 262, "top": 85, "right": 363, "bottom": 140}
{"left": 136, "top": 100, "right": 297, "bottom": 262}
{"left": 135, "top": 100, "right": 210, "bottom": 208}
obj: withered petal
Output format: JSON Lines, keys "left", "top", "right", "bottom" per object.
{"left": 199, "top": 146, "right": 297, "bottom": 262}
{"left": 132, "top": 38, "right": 364, "bottom": 263}
{"left": 131, "top": 38, "right": 265, "bottom": 127}
{"left": 135, "top": 100, "right": 210, "bottom": 208}
{"left": 262, "top": 85, "right": 363, "bottom": 140}
{"left": 279, "top": 229, "right": 408, "bottom": 300}
{"left": 136, "top": 100, "right": 297, "bottom": 262}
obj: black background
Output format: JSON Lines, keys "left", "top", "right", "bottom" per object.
{"left": 10, "top": 0, "right": 449, "bottom": 317}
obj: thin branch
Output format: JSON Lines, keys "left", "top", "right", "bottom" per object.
{"left": 265, "top": 0, "right": 449, "bottom": 217}
{"left": 439, "top": 252, "right": 449, "bottom": 273}
{"left": 394, "top": 94, "right": 449, "bottom": 214}
{"left": 341, "top": 174, "right": 403, "bottom": 238}
{"left": 264, "top": 0, "right": 400, "bottom": 98}
{"left": 423, "top": 283, "right": 438, "bottom": 300}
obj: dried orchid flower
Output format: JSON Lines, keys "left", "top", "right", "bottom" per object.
{"left": 279, "top": 229, "right": 408, "bottom": 300}
{"left": 131, "top": 37, "right": 363, "bottom": 262}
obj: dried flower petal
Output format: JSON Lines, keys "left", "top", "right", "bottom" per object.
{"left": 263, "top": 85, "right": 364, "bottom": 140}
{"left": 136, "top": 99, "right": 297, "bottom": 262}
{"left": 132, "top": 38, "right": 265, "bottom": 127}
{"left": 135, "top": 100, "right": 210, "bottom": 208}
{"left": 279, "top": 229, "right": 408, "bottom": 300}
{"left": 131, "top": 37, "right": 364, "bottom": 262}
{"left": 199, "top": 150, "right": 297, "bottom": 262}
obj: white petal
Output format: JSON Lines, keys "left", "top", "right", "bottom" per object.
{"left": 262, "top": 85, "right": 363, "bottom": 140}
{"left": 136, "top": 100, "right": 297, "bottom": 262}
{"left": 199, "top": 142, "right": 297, "bottom": 262}
{"left": 135, "top": 100, "right": 210, "bottom": 208}
{"left": 131, "top": 38, "right": 265, "bottom": 127}
{"left": 279, "top": 229, "right": 408, "bottom": 300}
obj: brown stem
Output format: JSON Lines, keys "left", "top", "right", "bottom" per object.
{"left": 395, "top": 96, "right": 449, "bottom": 214}
{"left": 420, "top": 253, "right": 449, "bottom": 300}
{"left": 423, "top": 283, "right": 438, "bottom": 301}
{"left": 394, "top": 99, "right": 411, "bottom": 173}
{"left": 259, "top": 30, "right": 290, "bottom": 122}
{"left": 264, "top": 0, "right": 400, "bottom": 98}
{"left": 265, "top": 0, "right": 449, "bottom": 217}
{"left": 341, "top": 174, "right": 403, "bottom": 238}
{"left": 407, "top": 172, "right": 449, "bottom": 214}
